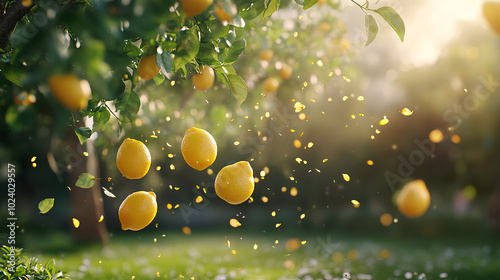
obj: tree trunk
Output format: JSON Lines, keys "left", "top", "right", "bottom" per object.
{"left": 66, "top": 128, "right": 109, "bottom": 245}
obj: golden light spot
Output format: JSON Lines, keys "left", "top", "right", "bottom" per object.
{"left": 298, "top": 113, "right": 306, "bottom": 120}
{"left": 195, "top": 196, "right": 203, "bottom": 203}
{"left": 342, "top": 96, "right": 348, "bottom": 101}
{"left": 253, "top": 244, "right": 258, "bottom": 250}
{"left": 296, "top": 157, "right": 303, "bottom": 164}
{"left": 170, "top": 81, "right": 175, "bottom": 86}
{"left": 284, "top": 259, "right": 295, "bottom": 270}
{"left": 281, "top": 186, "right": 287, "bottom": 192}
{"left": 357, "top": 96, "right": 364, "bottom": 101}
{"left": 294, "top": 102, "right": 306, "bottom": 112}
{"left": 342, "top": 173, "right": 350, "bottom": 182}
{"left": 293, "top": 32, "right": 298, "bottom": 37}
{"left": 231, "top": 250, "right": 237, "bottom": 254}
{"left": 167, "top": 203, "right": 172, "bottom": 210}
{"left": 182, "top": 226, "right": 191, "bottom": 235}
{"left": 351, "top": 200, "right": 360, "bottom": 208}
{"left": 261, "top": 196, "right": 269, "bottom": 203}
{"left": 290, "top": 187, "right": 298, "bottom": 196}
{"left": 380, "top": 213, "right": 393, "bottom": 227}
{"left": 347, "top": 250, "right": 358, "bottom": 261}
{"left": 303, "top": 81, "right": 308, "bottom": 87}
{"left": 367, "top": 160, "right": 374, "bottom": 166}
{"left": 332, "top": 252, "right": 344, "bottom": 263}
{"left": 272, "top": 211, "right": 276, "bottom": 217}
{"left": 234, "top": 141, "right": 240, "bottom": 146}
{"left": 260, "top": 170, "right": 266, "bottom": 177}
{"left": 300, "top": 213, "right": 305, "bottom": 219}
{"left": 229, "top": 218, "right": 241, "bottom": 228}
{"left": 285, "top": 238, "right": 301, "bottom": 251}
{"left": 307, "top": 142, "right": 314, "bottom": 148}
{"left": 464, "top": 185, "right": 476, "bottom": 200}
{"left": 401, "top": 108, "right": 413, "bottom": 116}
{"left": 170, "top": 164, "right": 175, "bottom": 170}
{"left": 351, "top": 115, "right": 356, "bottom": 119}
{"left": 72, "top": 218, "right": 80, "bottom": 228}
{"left": 276, "top": 223, "right": 282, "bottom": 228}
{"left": 168, "top": 153, "right": 174, "bottom": 158}
{"left": 378, "top": 250, "right": 391, "bottom": 259}
{"left": 98, "top": 215, "right": 104, "bottom": 222}
{"left": 379, "top": 116, "right": 389, "bottom": 125}
{"left": 301, "top": 240, "right": 307, "bottom": 245}
{"left": 343, "top": 76, "right": 351, "bottom": 82}
{"left": 451, "top": 134, "right": 461, "bottom": 144}
{"left": 32, "top": 163, "right": 37, "bottom": 168}
{"left": 31, "top": 156, "right": 37, "bottom": 162}
{"left": 156, "top": 166, "right": 161, "bottom": 171}
{"left": 317, "top": 60, "right": 323, "bottom": 67}
{"left": 429, "top": 129, "right": 444, "bottom": 143}
{"left": 207, "top": 168, "right": 213, "bottom": 175}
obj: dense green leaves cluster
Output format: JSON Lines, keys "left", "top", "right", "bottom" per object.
{"left": 0, "top": 0, "right": 404, "bottom": 144}
{"left": 0, "top": 246, "right": 70, "bottom": 280}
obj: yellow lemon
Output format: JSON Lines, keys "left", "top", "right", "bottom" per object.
{"left": 397, "top": 179, "right": 431, "bottom": 218}
{"left": 119, "top": 191, "right": 157, "bottom": 231}
{"left": 279, "top": 64, "right": 293, "bottom": 80}
{"left": 48, "top": 73, "right": 91, "bottom": 110}
{"left": 215, "top": 161, "right": 254, "bottom": 205}
{"left": 192, "top": 65, "right": 215, "bottom": 91}
{"left": 116, "top": 138, "right": 151, "bottom": 179}
{"left": 180, "top": 0, "right": 213, "bottom": 17}
{"left": 263, "top": 77, "right": 279, "bottom": 93}
{"left": 484, "top": 2, "right": 500, "bottom": 34}
{"left": 181, "top": 127, "right": 217, "bottom": 171}
{"left": 138, "top": 55, "right": 160, "bottom": 81}
{"left": 214, "top": 2, "right": 236, "bottom": 23}
{"left": 259, "top": 49, "right": 273, "bottom": 61}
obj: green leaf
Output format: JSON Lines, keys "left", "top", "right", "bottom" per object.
{"left": 115, "top": 90, "right": 140, "bottom": 122}
{"left": 38, "top": 198, "right": 54, "bottom": 214}
{"left": 153, "top": 74, "right": 165, "bottom": 85}
{"left": 227, "top": 74, "right": 247, "bottom": 105}
{"left": 264, "top": 0, "right": 280, "bottom": 17}
{"left": 294, "top": 0, "right": 305, "bottom": 5}
{"left": 373, "top": 6, "right": 405, "bottom": 42}
{"left": 201, "top": 20, "right": 230, "bottom": 40}
{"left": 224, "top": 38, "right": 246, "bottom": 64}
{"left": 75, "top": 173, "right": 96, "bottom": 189}
{"left": 92, "top": 106, "right": 110, "bottom": 131}
{"left": 197, "top": 38, "right": 219, "bottom": 66}
{"left": 74, "top": 127, "right": 93, "bottom": 145}
{"left": 303, "top": 0, "right": 319, "bottom": 10}
{"left": 124, "top": 40, "right": 141, "bottom": 58}
{"left": 1, "top": 63, "right": 26, "bottom": 86}
{"left": 156, "top": 51, "right": 172, "bottom": 76}
{"left": 365, "top": 14, "right": 379, "bottom": 46}
{"left": 173, "top": 29, "right": 200, "bottom": 72}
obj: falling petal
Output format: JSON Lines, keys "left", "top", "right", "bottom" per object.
{"left": 379, "top": 116, "right": 389, "bottom": 125}
{"left": 342, "top": 173, "right": 350, "bottom": 182}
{"left": 72, "top": 218, "right": 80, "bottom": 228}
{"left": 102, "top": 187, "right": 116, "bottom": 198}
{"left": 401, "top": 108, "right": 413, "bottom": 116}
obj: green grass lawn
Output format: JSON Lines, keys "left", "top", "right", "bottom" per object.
{"left": 23, "top": 230, "right": 500, "bottom": 280}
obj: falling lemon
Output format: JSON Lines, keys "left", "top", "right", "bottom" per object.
{"left": 215, "top": 161, "right": 254, "bottom": 205}
{"left": 397, "top": 179, "right": 431, "bottom": 218}
{"left": 119, "top": 191, "right": 157, "bottom": 231}
{"left": 116, "top": 138, "right": 151, "bottom": 179}
{"left": 181, "top": 127, "right": 217, "bottom": 171}
{"left": 48, "top": 73, "right": 91, "bottom": 110}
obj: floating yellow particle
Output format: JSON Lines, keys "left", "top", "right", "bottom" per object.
{"left": 167, "top": 203, "right": 172, "bottom": 210}
{"left": 451, "top": 134, "right": 461, "bottom": 144}
{"left": 276, "top": 223, "right": 281, "bottom": 228}
{"left": 195, "top": 196, "right": 203, "bottom": 203}
{"left": 357, "top": 96, "right": 364, "bottom": 101}
{"left": 231, "top": 250, "right": 237, "bottom": 254}
{"left": 342, "top": 96, "right": 348, "bottom": 101}
{"left": 229, "top": 218, "right": 241, "bottom": 228}
{"left": 72, "top": 218, "right": 80, "bottom": 228}
{"left": 298, "top": 113, "right": 306, "bottom": 120}
{"left": 300, "top": 213, "right": 305, "bottom": 219}
{"left": 296, "top": 158, "right": 303, "bottom": 164}
{"left": 32, "top": 163, "right": 37, "bottom": 168}
{"left": 294, "top": 102, "right": 306, "bottom": 112}
{"left": 253, "top": 244, "right": 258, "bottom": 250}
{"left": 367, "top": 160, "right": 374, "bottom": 166}
{"left": 182, "top": 226, "right": 191, "bottom": 235}
{"left": 351, "top": 200, "right": 360, "bottom": 208}
{"left": 323, "top": 158, "right": 328, "bottom": 163}
{"left": 301, "top": 240, "right": 307, "bottom": 245}
{"left": 272, "top": 211, "right": 276, "bottom": 217}
{"left": 401, "top": 108, "right": 413, "bottom": 116}
{"left": 170, "top": 164, "right": 175, "bottom": 170}
{"left": 380, "top": 213, "right": 393, "bottom": 227}
{"left": 342, "top": 173, "right": 350, "bottom": 182}
{"left": 290, "top": 187, "right": 298, "bottom": 196}
{"left": 379, "top": 116, "right": 389, "bottom": 125}
{"left": 429, "top": 129, "right": 444, "bottom": 143}
{"left": 234, "top": 141, "right": 240, "bottom": 146}
{"left": 31, "top": 156, "right": 37, "bottom": 162}
{"left": 261, "top": 196, "right": 268, "bottom": 203}
{"left": 98, "top": 215, "right": 104, "bottom": 222}
{"left": 307, "top": 142, "right": 314, "bottom": 148}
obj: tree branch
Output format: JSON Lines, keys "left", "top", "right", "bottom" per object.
{"left": 0, "top": 0, "right": 35, "bottom": 49}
